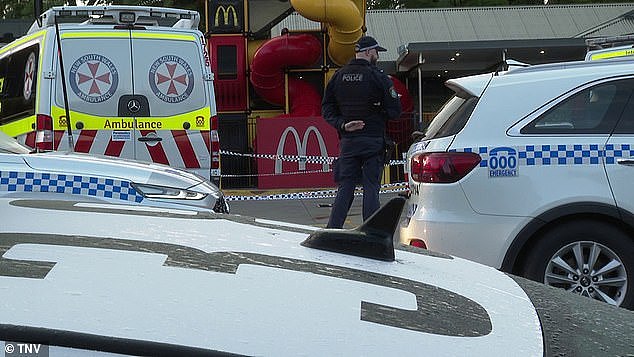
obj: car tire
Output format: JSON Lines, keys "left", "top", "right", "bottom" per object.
{"left": 523, "top": 220, "right": 634, "bottom": 309}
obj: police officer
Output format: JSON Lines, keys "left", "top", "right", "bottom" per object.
{"left": 322, "top": 35, "right": 402, "bottom": 229}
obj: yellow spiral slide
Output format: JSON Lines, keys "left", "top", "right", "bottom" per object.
{"left": 290, "top": 0, "right": 366, "bottom": 66}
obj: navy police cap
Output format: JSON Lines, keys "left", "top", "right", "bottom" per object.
{"left": 355, "top": 36, "right": 387, "bottom": 52}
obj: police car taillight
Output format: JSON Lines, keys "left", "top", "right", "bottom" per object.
{"left": 35, "top": 114, "right": 53, "bottom": 152}
{"left": 410, "top": 239, "right": 427, "bottom": 249}
{"left": 410, "top": 152, "right": 481, "bottom": 183}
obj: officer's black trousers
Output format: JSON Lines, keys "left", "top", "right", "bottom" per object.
{"left": 327, "top": 136, "right": 384, "bottom": 229}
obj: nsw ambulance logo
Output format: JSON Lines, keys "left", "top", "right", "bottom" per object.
{"left": 69, "top": 54, "right": 119, "bottom": 103}
{"left": 149, "top": 55, "right": 194, "bottom": 103}
{"left": 23, "top": 52, "right": 36, "bottom": 101}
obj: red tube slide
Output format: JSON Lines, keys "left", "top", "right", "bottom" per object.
{"left": 389, "top": 75, "right": 414, "bottom": 113}
{"left": 249, "top": 33, "right": 323, "bottom": 116}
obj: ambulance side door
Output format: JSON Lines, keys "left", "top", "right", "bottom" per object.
{"left": 0, "top": 40, "right": 40, "bottom": 143}
{"left": 54, "top": 29, "right": 136, "bottom": 157}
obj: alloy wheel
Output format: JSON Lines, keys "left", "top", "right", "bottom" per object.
{"left": 544, "top": 241, "right": 627, "bottom": 306}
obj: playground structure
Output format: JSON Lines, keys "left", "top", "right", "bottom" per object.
{"left": 205, "top": 0, "right": 414, "bottom": 189}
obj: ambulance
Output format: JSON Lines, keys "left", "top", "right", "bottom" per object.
{"left": 0, "top": 6, "right": 221, "bottom": 184}
{"left": 585, "top": 44, "right": 634, "bottom": 61}
{"left": 585, "top": 35, "right": 634, "bottom": 61}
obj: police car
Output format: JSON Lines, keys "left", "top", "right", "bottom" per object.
{"left": 0, "top": 130, "right": 229, "bottom": 213}
{"left": 0, "top": 6, "right": 221, "bottom": 184}
{"left": 1, "top": 196, "right": 633, "bottom": 356}
{"left": 401, "top": 56, "right": 634, "bottom": 309}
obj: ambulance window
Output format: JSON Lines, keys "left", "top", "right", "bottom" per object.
{"left": 0, "top": 44, "right": 38, "bottom": 125}
{"left": 522, "top": 79, "right": 634, "bottom": 135}
{"left": 132, "top": 37, "right": 206, "bottom": 116}
{"left": 217, "top": 45, "right": 237, "bottom": 80}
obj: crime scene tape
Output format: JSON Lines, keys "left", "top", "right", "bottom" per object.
{"left": 220, "top": 150, "right": 409, "bottom": 200}
{"left": 225, "top": 182, "right": 408, "bottom": 201}
{"left": 221, "top": 168, "right": 331, "bottom": 178}
{"left": 220, "top": 150, "right": 334, "bottom": 164}
{"left": 220, "top": 150, "right": 406, "bottom": 171}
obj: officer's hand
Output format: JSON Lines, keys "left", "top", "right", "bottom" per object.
{"left": 344, "top": 120, "right": 365, "bottom": 132}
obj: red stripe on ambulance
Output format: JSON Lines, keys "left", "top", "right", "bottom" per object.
{"left": 53, "top": 130, "right": 65, "bottom": 150}
{"left": 140, "top": 130, "right": 169, "bottom": 165}
{"left": 74, "top": 130, "right": 97, "bottom": 153}
{"left": 201, "top": 130, "right": 211, "bottom": 151}
{"left": 172, "top": 130, "right": 199, "bottom": 168}
{"left": 104, "top": 138, "right": 125, "bottom": 157}
{"left": 25, "top": 132, "right": 36, "bottom": 148}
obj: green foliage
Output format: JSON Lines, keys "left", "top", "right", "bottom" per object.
{"left": 2, "top": 0, "right": 67, "bottom": 19}
{"left": 366, "top": 0, "right": 402, "bottom": 8}
{"left": 367, "top": 0, "right": 634, "bottom": 8}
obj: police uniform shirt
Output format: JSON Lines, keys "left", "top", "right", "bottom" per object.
{"left": 322, "top": 58, "right": 401, "bottom": 138}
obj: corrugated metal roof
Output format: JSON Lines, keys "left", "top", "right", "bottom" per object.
{"left": 578, "top": 15, "right": 634, "bottom": 38}
{"left": 588, "top": 20, "right": 634, "bottom": 38}
{"left": 273, "top": 4, "right": 634, "bottom": 63}
{"left": 270, "top": 12, "right": 320, "bottom": 36}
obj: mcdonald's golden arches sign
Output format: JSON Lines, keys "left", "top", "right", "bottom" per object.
{"left": 209, "top": 0, "right": 243, "bottom": 32}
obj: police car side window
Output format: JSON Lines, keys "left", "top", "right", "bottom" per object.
{"left": 0, "top": 44, "right": 38, "bottom": 125}
{"left": 522, "top": 79, "right": 634, "bottom": 135}
{"left": 424, "top": 95, "right": 478, "bottom": 140}
{"left": 436, "top": 96, "right": 478, "bottom": 137}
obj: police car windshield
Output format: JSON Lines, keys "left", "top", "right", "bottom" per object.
{"left": 422, "top": 95, "right": 478, "bottom": 140}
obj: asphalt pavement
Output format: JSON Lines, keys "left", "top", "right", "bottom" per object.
{"left": 225, "top": 189, "right": 403, "bottom": 230}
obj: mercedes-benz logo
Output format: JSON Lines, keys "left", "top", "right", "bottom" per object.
{"left": 127, "top": 99, "right": 141, "bottom": 113}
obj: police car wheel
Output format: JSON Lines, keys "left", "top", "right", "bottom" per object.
{"left": 523, "top": 220, "right": 634, "bottom": 309}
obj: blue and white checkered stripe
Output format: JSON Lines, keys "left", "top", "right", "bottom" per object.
{"left": 0, "top": 171, "right": 144, "bottom": 203}
{"left": 457, "top": 144, "right": 633, "bottom": 167}
{"left": 605, "top": 144, "right": 634, "bottom": 164}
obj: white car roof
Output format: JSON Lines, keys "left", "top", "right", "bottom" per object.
{"left": 447, "top": 57, "right": 634, "bottom": 101}
{"left": 0, "top": 197, "right": 544, "bottom": 356}
{"left": 504, "top": 56, "right": 634, "bottom": 78}
{"left": 445, "top": 72, "right": 493, "bottom": 98}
